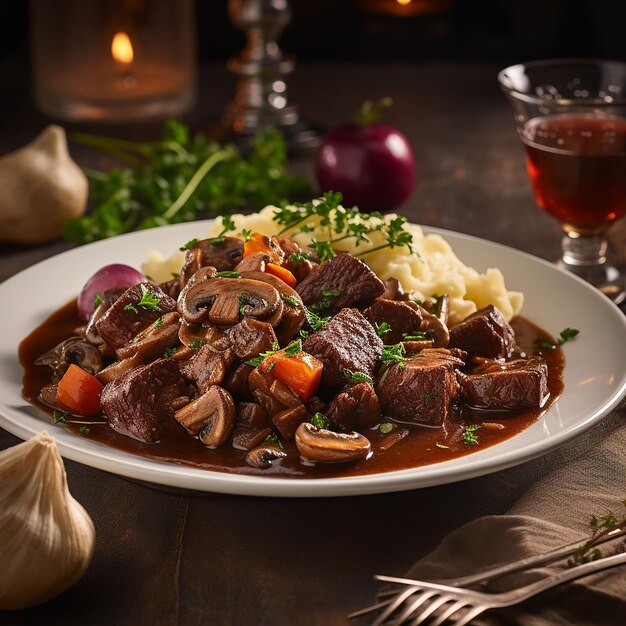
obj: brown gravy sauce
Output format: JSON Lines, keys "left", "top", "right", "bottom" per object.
{"left": 19, "top": 300, "right": 565, "bottom": 479}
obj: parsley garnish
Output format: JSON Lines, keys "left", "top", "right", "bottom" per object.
{"left": 283, "top": 339, "right": 302, "bottom": 357}
{"left": 93, "top": 293, "right": 104, "bottom": 308}
{"left": 537, "top": 327, "right": 580, "bottom": 350}
{"left": 263, "top": 432, "right": 284, "bottom": 449}
{"left": 423, "top": 391, "right": 434, "bottom": 403}
{"left": 155, "top": 316, "right": 164, "bottom": 328}
{"left": 215, "top": 270, "right": 240, "bottom": 278}
{"left": 164, "top": 347, "right": 177, "bottom": 357}
{"left": 282, "top": 294, "right": 300, "bottom": 307}
{"left": 241, "top": 228, "right": 253, "bottom": 242}
{"left": 124, "top": 284, "right": 162, "bottom": 314}
{"left": 266, "top": 361, "right": 277, "bottom": 373}
{"left": 380, "top": 342, "right": 411, "bottom": 365}
{"left": 311, "top": 412, "right": 330, "bottom": 429}
{"left": 310, "top": 240, "right": 335, "bottom": 263}
{"left": 304, "top": 306, "right": 330, "bottom": 332}
{"left": 402, "top": 330, "right": 428, "bottom": 341}
{"left": 209, "top": 215, "right": 237, "bottom": 244}
{"left": 245, "top": 342, "right": 281, "bottom": 367}
{"left": 288, "top": 251, "right": 310, "bottom": 265}
{"left": 52, "top": 410, "right": 66, "bottom": 424}
{"left": 344, "top": 369, "right": 373, "bottom": 385}
{"left": 462, "top": 424, "right": 480, "bottom": 446}
{"left": 79, "top": 426, "right": 90, "bottom": 435}
{"left": 375, "top": 322, "right": 392, "bottom": 338}
{"left": 179, "top": 238, "right": 198, "bottom": 251}
{"left": 309, "top": 289, "right": 341, "bottom": 314}
{"left": 189, "top": 339, "right": 202, "bottom": 349}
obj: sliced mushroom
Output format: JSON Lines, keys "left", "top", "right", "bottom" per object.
{"left": 245, "top": 444, "right": 287, "bottom": 469}
{"left": 174, "top": 385, "right": 235, "bottom": 448}
{"left": 178, "top": 266, "right": 217, "bottom": 303}
{"left": 116, "top": 312, "right": 180, "bottom": 360}
{"left": 96, "top": 352, "right": 144, "bottom": 384}
{"left": 417, "top": 305, "right": 450, "bottom": 348}
{"left": 178, "top": 277, "right": 283, "bottom": 327}
{"left": 34, "top": 336, "right": 104, "bottom": 378}
{"left": 239, "top": 270, "right": 305, "bottom": 343}
{"left": 294, "top": 422, "right": 371, "bottom": 463}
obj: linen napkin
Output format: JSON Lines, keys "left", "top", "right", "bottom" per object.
{"left": 405, "top": 400, "right": 626, "bottom": 625}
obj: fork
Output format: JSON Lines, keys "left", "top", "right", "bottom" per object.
{"left": 349, "top": 524, "right": 626, "bottom": 625}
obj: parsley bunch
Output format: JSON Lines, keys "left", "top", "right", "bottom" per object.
{"left": 65, "top": 121, "right": 311, "bottom": 245}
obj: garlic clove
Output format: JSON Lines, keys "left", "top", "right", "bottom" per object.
{"left": 0, "top": 431, "right": 95, "bottom": 610}
{"left": 0, "top": 125, "right": 88, "bottom": 245}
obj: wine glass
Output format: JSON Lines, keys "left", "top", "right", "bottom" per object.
{"left": 498, "top": 59, "right": 626, "bottom": 305}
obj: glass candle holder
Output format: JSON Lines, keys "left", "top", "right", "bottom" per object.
{"left": 31, "top": 0, "right": 196, "bottom": 123}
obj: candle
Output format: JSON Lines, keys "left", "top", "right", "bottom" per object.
{"left": 31, "top": 0, "right": 196, "bottom": 123}
{"left": 358, "top": 0, "right": 455, "bottom": 18}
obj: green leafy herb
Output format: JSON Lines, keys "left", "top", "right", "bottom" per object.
{"left": 379, "top": 421, "right": 395, "bottom": 434}
{"left": 569, "top": 500, "right": 626, "bottom": 566}
{"left": 311, "top": 412, "right": 330, "bottom": 430}
{"left": 282, "top": 294, "right": 300, "bottom": 308}
{"left": 245, "top": 342, "right": 281, "bottom": 367}
{"left": 266, "top": 361, "right": 277, "bottom": 373}
{"left": 435, "top": 443, "right": 450, "bottom": 449}
{"left": 288, "top": 251, "right": 310, "bottom": 265}
{"left": 241, "top": 228, "right": 253, "bottom": 242}
{"left": 304, "top": 306, "right": 331, "bottom": 332}
{"left": 380, "top": 342, "right": 411, "bottom": 365}
{"left": 215, "top": 270, "right": 241, "bottom": 279}
{"left": 283, "top": 340, "right": 302, "bottom": 357}
{"left": 310, "top": 240, "right": 335, "bottom": 263}
{"left": 423, "top": 391, "right": 434, "bottom": 403}
{"left": 93, "top": 293, "right": 104, "bottom": 308}
{"left": 123, "top": 303, "right": 138, "bottom": 314}
{"left": 52, "top": 410, "right": 66, "bottom": 424}
{"left": 462, "top": 424, "right": 480, "bottom": 446}
{"left": 309, "top": 289, "right": 341, "bottom": 314}
{"left": 179, "top": 238, "right": 198, "bottom": 251}
{"left": 189, "top": 339, "right": 202, "bottom": 349}
{"left": 299, "top": 329, "right": 309, "bottom": 339}
{"left": 164, "top": 347, "right": 177, "bottom": 358}
{"left": 155, "top": 316, "right": 164, "bottom": 328}
{"left": 125, "top": 284, "right": 162, "bottom": 315}
{"left": 263, "top": 432, "right": 284, "bottom": 449}
{"left": 375, "top": 322, "right": 392, "bottom": 339}
{"left": 402, "top": 330, "right": 428, "bottom": 341}
{"left": 344, "top": 369, "right": 373, "bottom": 385}
{"left": 65, "top": 122, "right": 311, "bottom": 245}
{"left": 210, "top": 215, "right": 237, "bottom": 244}
{"left": 79, "top": 426, "right": 90, "bottom": 435}
{"left": 538, "top": 327, "right": 580, "bottom": 350}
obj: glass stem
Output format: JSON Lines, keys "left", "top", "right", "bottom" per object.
{"left": 560, "top": 232, "right": 607, "bottom": 268}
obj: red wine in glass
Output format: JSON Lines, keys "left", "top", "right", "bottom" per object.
{"left": 521, "top": 114, "right": 626, "bottom": 234}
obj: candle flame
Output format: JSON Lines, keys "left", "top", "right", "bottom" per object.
{"left": 396, "top": 0, "right": 412, "bottom": 5}
{"left": 111, "top": 32, "right": 134, "bottom": 65}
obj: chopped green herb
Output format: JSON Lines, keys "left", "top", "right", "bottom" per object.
{"left": 435, "top": 443, "right": 450, "bottom": 449}
{"left": 282, "top": 294, "right": 300, "bottom": 307}
{"left": 379, "top": 421, "right": 395, "bottom": 434}
{"left": 263, "top": 432, "right": 284, "bottom": 449}
{"left": 124, "top": 303, "right": 139, "bottom": 314}
{"left": 309, "top": 240, "right": 335, "bottom": 263}
{"left": 299, "top": 329, "right": 309, "bottom": 339}
{"left": 189, "top": 339, "right": 202, "bottom": 349}
{"left": 79, "top": 426, "right": 90, "bottom": 435}
{"left": 311, "top": 412, "right": 330, "bottom": 430}
{"left": 93, "top": 293, "right": 104, "bottom": 308}
{"left": 288, "top": 251, "right": 310, "bottom": 265}
{"left": 155, "top": 316, "right": 164, "bottom": 328}
{"left": 245, "top": 342, "right": 281, "bottom": 367}
{"left": 241, "top": 228, "right": 253, "bottom": 242}
{"left": 209, "top": 215, "right": 237, "bottom": 244}
{"left": 126, "top": 284, "right": 162, "bottom": 313}
{"left": 266, "top": 361, "right": 277, "bottom": 373}
{"left": 214, "top": 270, "right": 240, "bottom": 279}
{"left": 402, "top": 330, "right": 428, "bottom": 341}
{"left": 462, "top": 424, "right": 480, "bottom": 446}
{"left": 344, "top": 369, "right": 373, "bottom": 385}
{"left": 375, "top": 321, "right": 392, "bottom": 338}
{"left": 52, "top": 410, "right": 66, "bottom": 424}
{"left": 304, "top": 306, "right": 330, "bottom": 332}
{"left": 179, "top": 238, "right": 198, "bottom": 251}
{"left": 538, "top": 327, "right": 580, "bottom": 350}
{"left": 423, "top": 391, "right": 434, "bottom": 403}
{"left": 380, "top": 342, "right": 411, "bottom": 365}
{"left": 164, "top": 347, "right": 177, "bottom": 358}
{"left": 283, "top": 340, "right": 302, "bottom": 357}
{"left": 309, "top": 289, "right": 341, "bottom": 314}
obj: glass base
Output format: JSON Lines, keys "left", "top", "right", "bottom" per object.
{"left": 559, "top": 233, "right": 626, "bottom": 305}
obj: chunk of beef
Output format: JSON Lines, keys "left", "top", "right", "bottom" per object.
{"left": 325, "top": 383, "right": 381, "bottom": 431}
{"left": 248, "top": 367, "right": 301, "bottom": 417}
{"left": 158, "top": 277, "right": 181, "bottom": 300}
{"left": 100, "top": 359, "right": 190, "bottom": 442}
{"left": 296, "top": 253, "right": 385, "bottom": 313}
{"left": 376, "top": 349, "right": 464, "bottom": 427}
{"left": 459, "top": 357, "right": 549, "bottom": 409}
{"left": 180, "top": 344, "right": 235, "bottom": 394}
{"left": 364, "top": 298, "right": 424, "bottom": 344}
{"left": 236, "top": 402, "right": 269, "bottom": 428}
{"left": 180, "top": 237, "right": 244, "bottom": 285}
{"left": 228, "top": 317, "right": 278, "bottom": 361}
{"left": 223, "top": 363, "right": 254, "bottom": 401}
{"left": 231, "top": 426, "right": 273, "bottom": 451}
{"left": 95, "top": 282, "right": 176, "bottom": 350}
{"left": 303, "top": 308, "right": 383, "bottom": 391}
{"left": 272, "top": 404, "right": 310, "bottom": 440}
{"left": 449, "top": 305, "right": 515, "bottom": 359}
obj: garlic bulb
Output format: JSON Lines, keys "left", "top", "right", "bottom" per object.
{"left": 0, "top": 125, "right": 88, "bottom": 244}
{"left": 0, "top": 431, "right": 95, "bottom": 610}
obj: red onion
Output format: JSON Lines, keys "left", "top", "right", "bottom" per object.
{"left": 316, "top": 98, "right": 416, "bottom": 211}
{"left": 77, "top": 264, "right": 146, "bottom": 320}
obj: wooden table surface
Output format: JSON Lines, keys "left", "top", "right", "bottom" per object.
{"left": 1, "top": 60, "right": 625, "bottom": 626}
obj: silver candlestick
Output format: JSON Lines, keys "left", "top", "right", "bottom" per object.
{"left": 222, "top": 0, "right": 320, "bottom": 152}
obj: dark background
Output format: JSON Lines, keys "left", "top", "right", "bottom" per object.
{"left": 1, "top": 0, "right": 626, "bottom": 65}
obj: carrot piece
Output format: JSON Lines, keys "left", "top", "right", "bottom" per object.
{"left": 265, "top": 263, "right": 297, "bottom": 288}
{"left": 243, "top": 233, "right": 284, "bottom": 264}
{"left": 57, "top": 364, "right": 104, "bottom": 417}
{"left": 263, "top": 352, "right": 323, "bottom": 401}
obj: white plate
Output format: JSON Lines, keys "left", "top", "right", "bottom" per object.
{"left": 1, "top": 222, "right": 625, "bottom": 497}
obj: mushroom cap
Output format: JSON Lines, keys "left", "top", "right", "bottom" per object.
{"left": 294, "top": 422, "right": 371, "bottom": 463}
{"left": 178, "top": 277, "right": 283, "bottom": 327}
{"left": 245, "top": 444, "right": 287, "bottom": 469}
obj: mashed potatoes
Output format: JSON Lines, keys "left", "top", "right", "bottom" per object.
{"left": 143, "top": 204, "right": 523, "bottom": 326}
